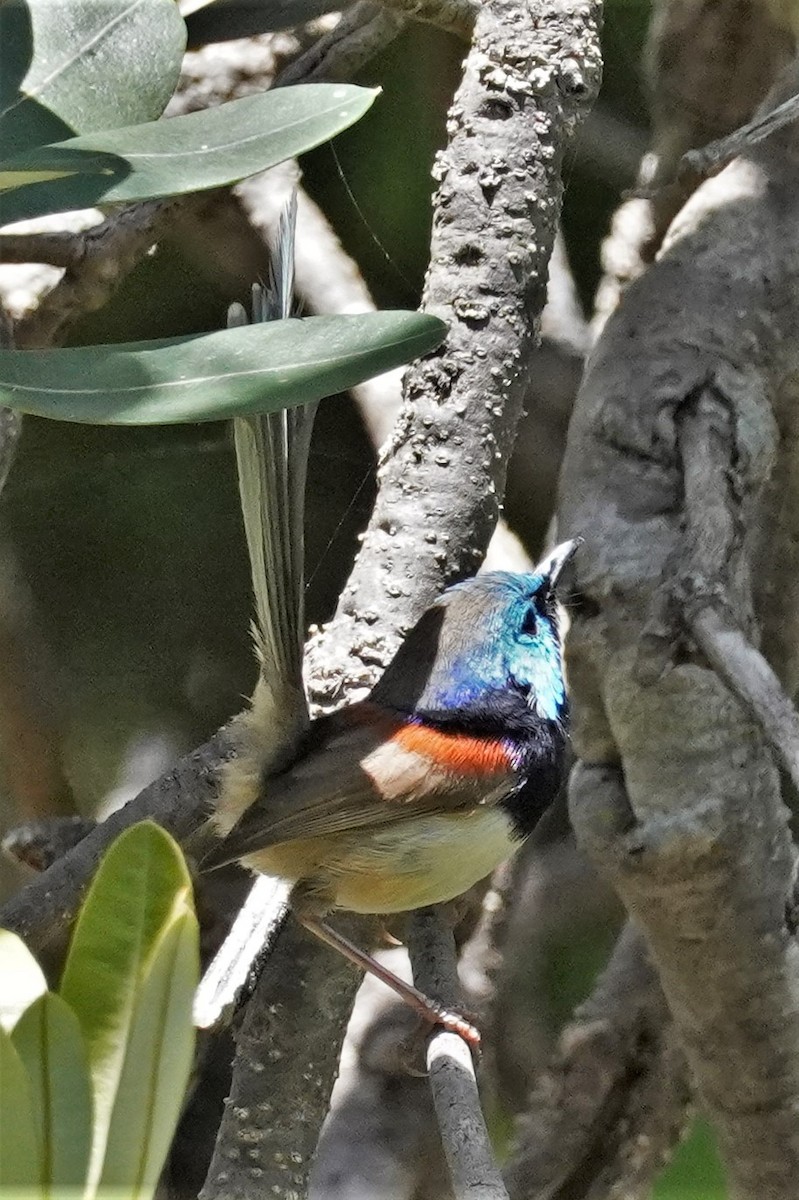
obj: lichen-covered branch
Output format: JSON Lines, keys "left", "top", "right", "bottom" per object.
{"left": 306, "top": 0, "right": 602, "bottom": 708}
{"left": 558, "top": 67, "right": 799, "bottom": 1199}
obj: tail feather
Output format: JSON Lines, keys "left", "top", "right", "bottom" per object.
{"left": 229, "top": 191, "right": 314, "bottom": 712}
{"left": 199, "top": 193, "right": 312, "bottom": 1027}
{"left": 213, "top": 193, "right": 312, "bottom": 840}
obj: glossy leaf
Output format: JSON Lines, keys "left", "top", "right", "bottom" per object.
{"left": 0, "top": 0, "right": 186, "bottom": 161}
{"left": 99, "top": 914, "right": 198, "bottom": 1198}
{"left": 0, "top": 1025, "right": 41, "bottom": 1191}
{"left": 0, "top": 311, "right": 446, "bottom": 425}
{"left": 59, "top": 821, "right": 195, "bottom": 1192}
{"left": 11, "top": 992, "right": 93, "bottom": 1190}
{"left": 0, "top": 928, "right": 47, "bottom": 1031}
{"left": 0, "top": 84, "right": 378, "bottom": 224}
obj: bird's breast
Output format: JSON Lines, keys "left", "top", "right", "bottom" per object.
{"left": 325, "top": 806, "right": 517, "bottom": 914}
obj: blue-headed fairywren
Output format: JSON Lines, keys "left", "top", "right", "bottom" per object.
{"left": 201, "top": 196, "right": 577, "bottom": 1042}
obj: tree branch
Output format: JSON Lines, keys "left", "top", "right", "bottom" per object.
{"left": 407, "top": 908, "right": 510, "bottom": 1200}
{"left": 2, "top": 5, "right": 602, "bottom": 1193}
{"left": 593, "top": 0, "right": 794, "bottom": 333}
{"left": 13, "top": 200, "right": 178, "bottom": 349}
{"left": 675, "top": 390, "right": 799, "bottom": 796}
{"left": 199, "top": 912, "right": 375, "bottom": 1199}
{"left": 0, "top": 232, "right": 85, "bottom": 268}
{"left": 680, "top": 87, "right": 799, "bottom": 179}
{"left": 276, "top": 3, "right": 406, "bottom": 87}
{"left": 373, "top": 0, "right": 476, "bottom": 39}
{"left": 305, "top": 0, "right": 602, "bottom": 709}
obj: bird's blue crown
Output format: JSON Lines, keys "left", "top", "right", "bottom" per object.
{"left": 371, "top": 564, "right": 570, "bottom": 740}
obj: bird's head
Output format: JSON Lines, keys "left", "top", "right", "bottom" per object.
{"left": 371, "top": 540, "right": 580, "bottom": 736}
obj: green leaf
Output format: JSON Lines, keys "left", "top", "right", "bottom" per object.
{"left": 99, "top": 914, "right": 198, "bottom": 1199}
{"left": 59, "top": 821, "right": 195, "bottom": 1193}
{"left": 0, "top": 84, "right": 378, "bottom": 224}
{"left": 0, "top": 311, "right": 447, "bottom": 425}
{"left": 0, "top": 1025, "right": 42, "bottom": 1191}
{"left": 0, "top": 928, "right": 47, "bottom": 1031}
{"left": 11, "top": 993, "right": 93, "bottom": 1191}
{"left": 0, "top": 0, "right": 186, "bottom": 161}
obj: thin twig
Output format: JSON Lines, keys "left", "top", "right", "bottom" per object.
{"left": 681, "top": 88, "right": 799, "bottom": 179}
{"left": 276, "top": 2, "right": 406, "bottom": 87}
{"left": 374, "top": 0, "right": 476, "bottom": 39}
{"left": 0, "top": 232, "right": 86, "bottom": 268}
{"left": 14, "top": 199, "right": 177, "bottom": 348}
{"left": 407, "top": 908, "right": 510, "bottom": 1200}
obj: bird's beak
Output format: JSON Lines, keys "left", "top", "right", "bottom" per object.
{"left": 535, "top": 538, "right": 582, "bottom": 592}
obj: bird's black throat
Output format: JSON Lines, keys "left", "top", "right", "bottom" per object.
{"left": 394, "top": 690, "right": 569, "bottom": 841}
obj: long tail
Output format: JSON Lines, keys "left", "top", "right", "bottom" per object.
{"left": 213, "top": 193, "right": 313, "bottom": 838}
{"left": 231, "top": 194, "right": 313, "bottom": 702}
{"left": 196, "top": 194, "right": 313, "bottom": 1027}
{"left": 231, "top": 192, "right": 314, "bottom": 713}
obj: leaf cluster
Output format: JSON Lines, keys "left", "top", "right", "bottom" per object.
{"left": 1, "top": 821, "right": 199, "bottom": 1200}
{"left": 0, "top": 0, "right": 445, "bottom": 422}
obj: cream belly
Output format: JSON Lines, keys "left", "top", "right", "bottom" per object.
{"left": 324, "top": 806, "right": 518, "bottom": 914}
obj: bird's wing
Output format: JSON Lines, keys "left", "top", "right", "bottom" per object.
{"left": 204, "top": 704, "right": 518, "bottom": 869}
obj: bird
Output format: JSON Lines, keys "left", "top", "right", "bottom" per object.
{"left": 204, "top": 542, "right": 577, "bottom": 1042}
{"left": 198, "top": 194, "right": 578, "bottom": 1042}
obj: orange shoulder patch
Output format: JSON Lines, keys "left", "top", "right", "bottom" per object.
{"left": 392, "top": 722, "right": 513, "bottom": 775}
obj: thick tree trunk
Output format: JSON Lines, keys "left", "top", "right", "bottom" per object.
{"left": 558, "top": 67, "right": 799, "bottom": 1199}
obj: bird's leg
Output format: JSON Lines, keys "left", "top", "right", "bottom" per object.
{"left": 296, "top": 913, "right": 481, "bottom": 1048}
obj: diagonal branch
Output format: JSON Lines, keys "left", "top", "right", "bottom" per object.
{"left": 305, "top": 0, "right": 602, "bottom": 710}
{"left": 676, "top": 390, "right": 799, "bottom": 796}
{"left": 373, "top": 0, "right": 476, "bottom": 39}
{"left": 12, "top": 200, "right": 177, "bottom": 349}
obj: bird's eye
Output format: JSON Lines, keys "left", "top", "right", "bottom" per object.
{"left": 521, "top": 606, "right": 538, "bottom": 637}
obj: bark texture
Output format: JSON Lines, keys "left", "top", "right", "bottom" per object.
{"left": 593, "top": 0, "right": 796, "bottom": 330}
{"left": 558, "top": 66, "right": 799, "bottom": 1199}
{"left": 199, "top": 913, "right": 373, "bottom": 1200}
{"left": 504, "top": 925, "right": 688, "bottom": 1200}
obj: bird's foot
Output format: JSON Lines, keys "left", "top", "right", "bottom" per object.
{"left": 424, "top": 1000, "right": 481, "bottom": 1048}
